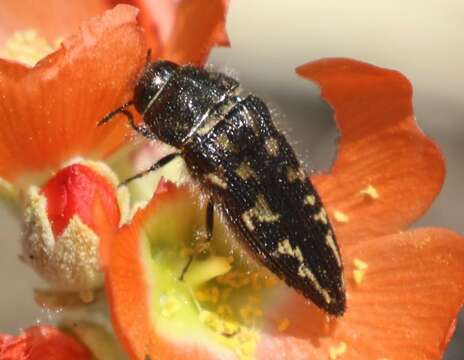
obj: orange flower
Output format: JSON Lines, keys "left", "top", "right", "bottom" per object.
{"left": 102, "top": 59, "right": 464, "bottom": 360}
{"left": 0, "top": 1, "right": 229, "bottom": 299}
{"left": 0, "top": 0, "right": 229, "bottom": 66}
{"left": 0, "top": 326, "right": 92, "bottom": 360}
{"left": 0, "top": 5, "right": 146, "bottom": 297}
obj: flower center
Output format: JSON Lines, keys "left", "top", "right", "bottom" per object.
{"left": 140, "top": 187, "right": 282, "bottom": 359}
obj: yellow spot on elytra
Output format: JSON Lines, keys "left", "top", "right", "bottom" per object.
{"left": 352, "top": 258, "right": 369, "bottom": 285}
{"left": 235, "top": 162, "right": 256, "bottom": 180}
{"left": 360, "top": 184, "right": 380, "bottom": 199}
{"left": 326, "top": 232, "right": 342, "bottom": 267}
{"left": 242, "top": 195, "right": 280, "bottom": 231}
{"left": 1, "top": 29, "right": 61, "bottom": 66}
{"left": 206, "top": 173, "right": 227, "bottom": 189}
{"left": 278, "top": 318, "right": 290, "bottom": 332}
{"left": 287, "top": 167, "right": 305, "bottom": 182}
{"left": 276, "top": 239, "right": 304, "bottom": 263}
{"left": 329, "top": 341, "right": 347, "bottom": 359}
{"left": 264, "top": 137, "right": 279, "bottom": 156}
{"left": 242, "top": 212, "right": 255, "bottom": 231}
{"left": 304, "top": 194, "right": 316, "bottom": 206}
{"left": 314, "top": 208, "right": 328, "bottom": 224}
{"left": 216, "top": 133, "right": 236, "bottom": 152}
{"left": 160, "top": 296, "right": 181, "bottom": 318}
{"left": 333, "top": 210, "right": 350, "bottom": 223}
{"left": 297, "top": 264, "right": 331, "bottom": 304}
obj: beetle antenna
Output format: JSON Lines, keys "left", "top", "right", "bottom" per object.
{"left": 98, "top": 101, "right": 134, "bottom": 126}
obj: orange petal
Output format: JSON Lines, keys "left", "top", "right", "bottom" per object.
{"left": 0, "top": 0, "right": 107, "bottom": 47}
{"left": 0, "top": 5, "right": 146, "bottom": 181}
{"left": 298, "top": 59, "right": 445, "bottom": 244}
{"left": 102, "top": 181, "right": 222, "bottom": 360}
{"left": 160, "top": 0, "right": 230, "bottom": 65}
{"left": 0, "top": 325, "right": 92, "bottom": 359}
{"left": 108, "top": 0, "right": 165, "bottom": 58}
{"left": 258, "top": 227, "right": 464, "bottom": 359}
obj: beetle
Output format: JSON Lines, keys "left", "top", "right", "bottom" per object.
{"left": 100, "top": 60, "right": 346, "bottom": 316}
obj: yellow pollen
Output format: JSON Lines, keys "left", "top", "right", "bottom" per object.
{"left": 353, "top": 258, "right": 368, "bottom": 270}
{"left": 221, "top": 287, "right": 233, "bottom": 301}
{"left": 352, "top": 258, "right": 368, "bottom": 285}
{"left": 160, "top": 296, "right": 181, "bottom": 318}
{"left": 195, "top": 286, "right": 220, "bottom": 304}
{"left": 217, "top": 271, "right": 250, "bottom": 288}
{"left": 360, "top": 184, "right": 380, "bottom": 199}
{"left": 247, "top": 295, "right": 261, "bottom": 305}
{"left": 329, "top": 341, "right": 347, "bottom": 359}
{"left": 352, "top": 269, "right": 365, "bottom": 285}
{"left": 217, "top": 304, "right": 234, "bottom": 318}
{"left": 1, "top": 29, "right": 61, "bottom": 66}
{"left": 239, "top": 305, "right": 263, "bottom": 323}
{"left": 199, "top": 309, "right": 243, "bottom": 340}
{"left": 277, "top": 318, "right": 290, "bottom": 332}
{"left": 333, "top": 210, "right": 350, "bottom": 223}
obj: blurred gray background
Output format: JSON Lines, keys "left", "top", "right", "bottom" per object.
{"left": 0, "top": 0, "right": 462, "bottom": 358}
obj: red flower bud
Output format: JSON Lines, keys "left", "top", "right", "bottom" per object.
{"left": 0, "top": 326, "right": 92, "bottom": 360}
{"left": 21, "top": 162, "right": 126, "bottom": 294}
{"left": 41, "top": 163, "right": 120, "bottom": 239}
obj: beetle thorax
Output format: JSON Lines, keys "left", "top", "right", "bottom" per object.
{"left": 134, "top": 61, "right": 240, "bottom": 148}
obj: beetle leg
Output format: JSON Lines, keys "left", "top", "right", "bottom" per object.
{"left": 98, "top": 102, "right": 154, "bottom": 139}
{"left": 119, "top": 152, "right": 181, "bottom": 187}
{"left": 179, "top": 200, "right": 214, "bottom": 281}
